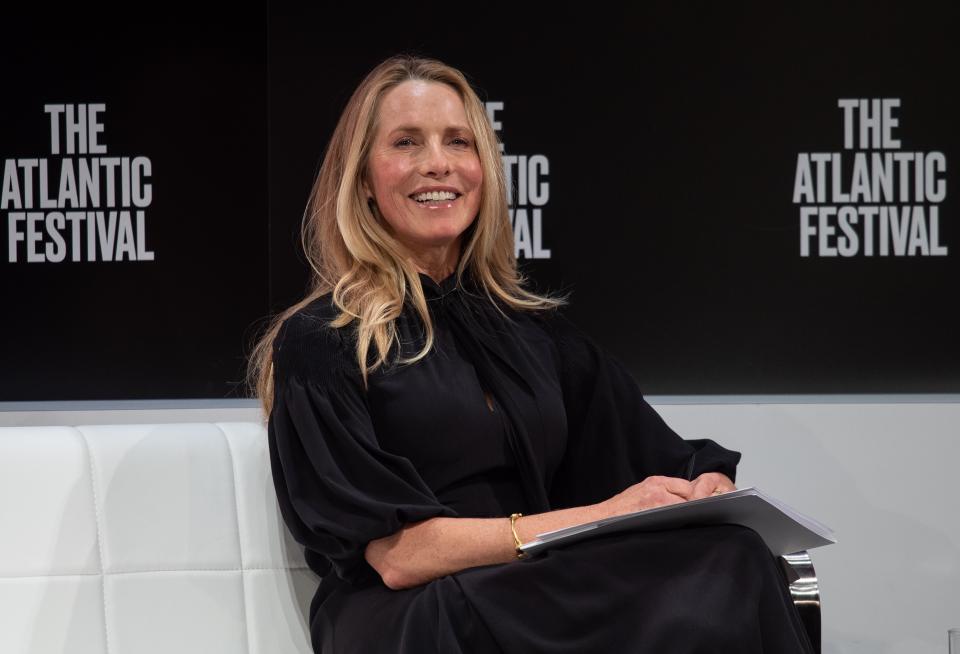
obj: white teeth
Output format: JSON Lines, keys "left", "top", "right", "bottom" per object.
{"left": 413, "top": 191, "right": 457, "bottom": 202}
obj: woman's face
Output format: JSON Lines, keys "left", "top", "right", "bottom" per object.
{"left": 365, "top": 80, "right": 483, "bottom": 260}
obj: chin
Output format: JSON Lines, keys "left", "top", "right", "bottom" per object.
{"left": 395, "top": 228, "right": 460, "bottom": 255}
{"left": 416, "top": 220, "right": 474, "bottom": 245}
{"left": 419, "top": 231, "right": 467, "bottom": 249}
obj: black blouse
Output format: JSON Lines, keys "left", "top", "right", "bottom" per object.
{"left": 269, "top": 272, "right": 738, "bottom": 577}
{"left": 265, "top": 273, "right": 791, "bottom": 654}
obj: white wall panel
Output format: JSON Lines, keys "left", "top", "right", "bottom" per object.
{"left": 654, "top": 401, "right": 960, "bottom": 654}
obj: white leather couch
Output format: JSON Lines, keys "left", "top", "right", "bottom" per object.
{"left": 0, "top": 422, "right": 317, "bottom": 654}
{"left": 0, "top": 419, "right": 822, "bottom": 654}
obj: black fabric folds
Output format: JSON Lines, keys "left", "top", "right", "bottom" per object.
{"left": 267, "top": 273, "right": 812, "bottom": 654}
{"left": 433, "top": 285, "right": 552, "bottom": 513}
{"left": 269, "top": 309, "right": 457, "bottom": 586}
{"left": 541, "top": 314, "right": 741, "bottom": 509}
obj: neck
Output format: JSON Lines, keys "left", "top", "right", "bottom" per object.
{"left": 409, "top": 238, "right": 461, "bottom": 283}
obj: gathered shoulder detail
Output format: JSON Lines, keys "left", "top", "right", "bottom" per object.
{"left": 272, "top": 295, "right": 360, "bottom": 391}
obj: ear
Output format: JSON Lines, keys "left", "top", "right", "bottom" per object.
{"left": 361, "top": 178, "right": 378, "bottom": 215}
{"left": 359, "top": 173, "right": 372, "bottom": 201}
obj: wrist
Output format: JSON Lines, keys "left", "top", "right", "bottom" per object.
{"left": 592, "top": 499, "right": 615, "bottom": 521}
{"left": 509, "top": 513, "right": 528, "bottom": 560}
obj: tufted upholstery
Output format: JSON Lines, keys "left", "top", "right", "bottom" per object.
{"left": 0, "top": 422, "right": 317, "bottom": 654}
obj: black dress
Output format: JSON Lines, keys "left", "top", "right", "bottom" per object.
{"left": 268, "top": 273, "right": 814, "bottom": 654}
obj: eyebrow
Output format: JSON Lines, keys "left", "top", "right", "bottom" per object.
{"left": 387, "top": 124, "right": 473, "bottom": 136}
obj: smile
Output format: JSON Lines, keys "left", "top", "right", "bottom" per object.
{"left": 410, "top": 190, "right": 461, "bottom": 203}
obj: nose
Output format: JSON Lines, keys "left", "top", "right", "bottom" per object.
{"left": 419, "top": 140, "right": 451, "bottom": 178}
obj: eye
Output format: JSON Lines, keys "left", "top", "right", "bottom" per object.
{"left": 394, "top": 136, "right": 416, "bottom": 147}
{"left": 450, "top": 136, "right": 471, "bottom": 147}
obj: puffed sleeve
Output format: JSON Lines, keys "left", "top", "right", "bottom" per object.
{"left": 541, "top": 313, "right": 741, "bottom": 510}
{"left": 267, "top": 308, "right": 457, "bottom": 584}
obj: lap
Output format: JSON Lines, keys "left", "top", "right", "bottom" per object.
{"left": 316, "top": 525, "right": 812, "bottom": 654}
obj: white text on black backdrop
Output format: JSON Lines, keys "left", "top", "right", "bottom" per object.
{"left": 2, "top": 104, "right": 155, "bottom": 263}
{"left": 794, "top": 98, "right": 948, "bottom": 257}
{"left": 486, "top": 102, "right": 552, "bottom": 259}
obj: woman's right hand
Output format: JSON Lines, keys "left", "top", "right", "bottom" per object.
{"left": 599, "top": 476, "right": 694, "bottom": 519}
{"left": 362, "top": 475, "right": 700, "bottom": 588}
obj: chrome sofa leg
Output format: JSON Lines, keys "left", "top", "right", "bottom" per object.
{"left": 780, "top": 551, "right": 821, "bottom": 653}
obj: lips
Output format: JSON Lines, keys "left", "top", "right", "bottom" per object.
{"left": 412, "top": 190, "right": 456, "bottom": 203}
{"left": 408, "top": 187, "right": 463, "bottom": 203}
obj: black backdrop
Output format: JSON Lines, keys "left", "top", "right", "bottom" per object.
{"left": 2, "top": 3, "right": 957, "bottom": 400}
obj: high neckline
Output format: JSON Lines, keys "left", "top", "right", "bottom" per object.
{"left": 418, "top": 271, "right": 460, "bottom": 298}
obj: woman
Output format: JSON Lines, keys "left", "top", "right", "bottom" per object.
{"left": 250, "top": 55, "right": 813, "bottom": 653}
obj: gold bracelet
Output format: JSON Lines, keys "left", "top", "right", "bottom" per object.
{"left": 510, "top": 512, "right": 528, "bottom": 560}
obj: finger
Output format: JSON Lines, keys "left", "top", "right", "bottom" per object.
{"left": 644, "top": 489, "right": 687, "bottom": 510}
{"left": 661, "top": 477, "right": 694, "bottom": 498}
{"left": 712, "top": 478, "right": 737, "bottom": 493}
{"left": 693, "top": 472, "right": 736, "bottom": 495}
{"left": 688, "top": 480, "right": 716, "bottom": 500}
{"left": 693, "top": 477, "right": 731, "bottom": 500}
{"left": 714, "top": 473, "right": 736, "bottom": 490}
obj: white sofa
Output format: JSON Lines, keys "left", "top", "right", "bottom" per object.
{"left": 0, "top": 422, "right": 317, "bottom": 654}
{"left": 1, "top": 419, "right": 823, "bottom": 654}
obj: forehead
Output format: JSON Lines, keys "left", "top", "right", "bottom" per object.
{"left": 376, "top": 80, "right": 469, "bottom": 131}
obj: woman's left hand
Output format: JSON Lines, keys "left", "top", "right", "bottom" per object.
{"left": 689, "top": 472, "right": 736, "bottom": 500}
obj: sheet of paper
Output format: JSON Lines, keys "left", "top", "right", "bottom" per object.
{"left": 520, "top": 487, "right": 836, "bottom": 558}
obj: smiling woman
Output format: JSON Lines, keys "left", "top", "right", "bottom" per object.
{"left": 363, "top": 80, "right": 483, "bottom": 279}
{"left": 249, "top": 57, "right": 550, "bottom": 388}
{"left": 249, "top": 55, "right": 814, "bottom": 654}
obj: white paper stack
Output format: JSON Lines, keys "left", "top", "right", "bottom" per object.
{"left": 519, "top": 487, "right": 836, "bottom": 558}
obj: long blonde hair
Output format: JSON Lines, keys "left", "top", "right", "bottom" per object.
{"left": 249, "top": 55, "right": 561, "bottom": 414}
